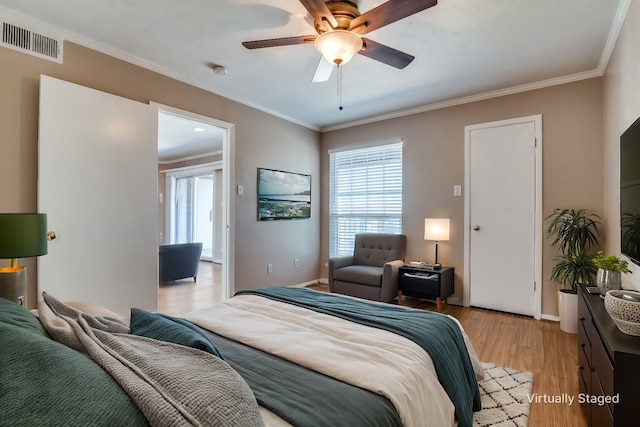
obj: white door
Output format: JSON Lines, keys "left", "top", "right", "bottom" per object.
{"left": 38, "top": 75, "right": 159, "bottom": 317}
{"left": 195, "top": 175, "right": 214, "bottom": 261}
{"left": 214, "top": 168, "right": 224, "bottom": 264}
{"left": 171, "top": 173, "right": 214, "bottom": 260}
{"left": 464, "top": 115, "right": 542, "bottom": 318}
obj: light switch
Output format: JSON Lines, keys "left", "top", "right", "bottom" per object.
{"left": 237, "top": 184, "right": 244, "bottom": 196}
{"left": 454, "top": 185, "right": 462, "bottom": 197}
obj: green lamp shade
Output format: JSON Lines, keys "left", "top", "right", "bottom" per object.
{"left": 0, "top": 213, "right": 48, "bottom": 259}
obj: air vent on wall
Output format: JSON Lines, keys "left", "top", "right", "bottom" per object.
{"left": 1, "top": 20, "right": 63, "bottom": 63}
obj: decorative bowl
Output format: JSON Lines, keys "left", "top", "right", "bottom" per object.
{"left": 610, "top": 318, "right": 640, "bottom": 337}
{"left": 604, "top": 290, "right": 640, "bottom": 336}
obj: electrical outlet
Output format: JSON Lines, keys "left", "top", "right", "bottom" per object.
{"left": 267, "top": 263, "right": 273, "bottom": 274}
{"left": 294, "top": 259, "right": 299, "bottom": 268}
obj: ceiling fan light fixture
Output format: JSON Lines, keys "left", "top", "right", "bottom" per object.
{"left": 314, "top": 30, "right": 362, "bottom": 66}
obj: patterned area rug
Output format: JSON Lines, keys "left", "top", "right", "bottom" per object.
{"left": 474, "top": 363, "right": 534, "bottom": 426}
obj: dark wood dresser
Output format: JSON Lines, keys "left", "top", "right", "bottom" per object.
{"left": 577, "top": 285, "right": 640, "bottom": 426}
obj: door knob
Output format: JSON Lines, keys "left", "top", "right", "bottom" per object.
{"left": 47, "top": 231, "right": 57, "bottom": 240}
{"left": 473, "top": 225, "right": 480, "bottom": 231}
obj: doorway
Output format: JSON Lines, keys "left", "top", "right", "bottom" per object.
{"left": 463, "top": 115, "right": 542, "bottom": 319}
{"left": 155, "top": 104, "right": 234, "bottom": 300}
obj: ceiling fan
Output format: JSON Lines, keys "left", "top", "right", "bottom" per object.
{"left": 242, "top": 0, "right": 438, "bottom": 82}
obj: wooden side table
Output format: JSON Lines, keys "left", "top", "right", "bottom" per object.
{"left": 397, "top": 266, "right": 454, "bottom": 312}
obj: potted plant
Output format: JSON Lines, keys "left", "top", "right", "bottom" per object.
{"left": 593, "top": 252, "right": 632, "bottom": 297}
{"left": 549, "top": 251, "right": 599, "bottom": 293}
{"left": 545, "top": 209, "right": 601, "bottom": 333}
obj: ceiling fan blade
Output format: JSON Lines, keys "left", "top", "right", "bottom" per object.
{"left": 358, "top": 38, "right": 415, "bottom": 69}
{"left": 312, "top": 57, "right": 334, "bottom": 82}
{"left": 299, "top": 0, "right": 338, "bottom": 32}
{"left": 242, "top": 36, "right": 317, "bottom": 49}
{"left": 350, "top": 0, "right": 438, "bottom": 35}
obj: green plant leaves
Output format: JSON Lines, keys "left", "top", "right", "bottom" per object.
{"left": 545, "top": 209, "right": 601, "bottom": 293}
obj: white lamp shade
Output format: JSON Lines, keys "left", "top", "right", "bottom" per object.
{"left": 424, "top": 218, "right": 450, "bottom": 241}
{"left": 314, "top": 30, "right": 363, "bottom": 66}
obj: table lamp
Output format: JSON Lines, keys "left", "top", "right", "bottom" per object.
{"left": 424, "top": 218, "right": 450, "bottom": 269}
{"left": 0, "top": 213, "right": 48, "bottom": 306}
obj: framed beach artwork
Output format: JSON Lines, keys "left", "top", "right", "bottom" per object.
{"left": 257, "top": 168, "right": 311, "bottom": 220}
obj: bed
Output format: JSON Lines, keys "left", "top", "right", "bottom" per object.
{"left": 0, "top": 286, "right": 484, "bottom": 427}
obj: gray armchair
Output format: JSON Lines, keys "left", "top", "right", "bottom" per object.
{"left": 329, "top": 233, "right": 407, "bottom": 303}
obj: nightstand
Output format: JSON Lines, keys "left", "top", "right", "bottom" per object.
{"left": 397, "top": 266, "right": 454, "bottom": 312}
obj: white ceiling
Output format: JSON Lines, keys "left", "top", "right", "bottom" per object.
{"left": 157, "top": 111, "right": 224, "bottom": 163}
{"left": 0, "top": 0, "right": 626, "bottom": 136}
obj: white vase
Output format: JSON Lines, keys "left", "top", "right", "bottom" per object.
{"left": 558, "top": 289, "right": 578, "bottom": 334}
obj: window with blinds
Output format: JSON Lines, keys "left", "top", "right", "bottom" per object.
{"left": 329, "top": 142, "right": 403, "bottom": 257}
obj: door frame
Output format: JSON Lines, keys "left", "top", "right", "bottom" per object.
{"left": 463, "top": 115, "right": 542, "bottom": 319}
{"left": 152, "top": 103, "right": 235, "bottom": 301}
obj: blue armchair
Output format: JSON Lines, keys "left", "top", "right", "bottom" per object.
{"left": 159, "top": 243, "right": 203, "bottom": 283}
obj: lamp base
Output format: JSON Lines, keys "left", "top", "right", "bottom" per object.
{"left": 0, "top": 266, "right": 27, "bottom": 306}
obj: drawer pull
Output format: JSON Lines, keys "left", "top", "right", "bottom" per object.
{"left": 404, "top": 273, "right": 438, "bottom": 280}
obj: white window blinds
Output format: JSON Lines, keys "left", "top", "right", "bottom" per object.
{"left": 329, "top": 142, "right": 403, "bottom": 257}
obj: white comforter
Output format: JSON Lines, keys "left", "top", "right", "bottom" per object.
{"left": 186, "top": 293, "right": 484, "bottom": 427}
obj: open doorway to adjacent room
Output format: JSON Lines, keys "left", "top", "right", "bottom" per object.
{"left": 156, "top": 105, "right": 234, "bottom": 310}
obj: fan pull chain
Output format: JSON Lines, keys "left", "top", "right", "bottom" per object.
{"left": 337, "top": 64, "right": 344, "bottom": 111}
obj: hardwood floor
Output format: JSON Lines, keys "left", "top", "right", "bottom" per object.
{"left": 158, "top": 261, "right": 222, "bottom": 316}
{"left": 428, "top": 300, "right": 586, "bottom": 427}
{"left": 157, "top": 269, "right": 587, "bottom": 427}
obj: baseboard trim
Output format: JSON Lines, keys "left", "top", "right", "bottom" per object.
{"left": 447, "top": 297, "right": 462, "bottom": 306}
{"left": 291, "top": 283, "right": 561, "bottom": 323}
{"left": 290, "top": 280, "right": 323, "bottom": 288}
